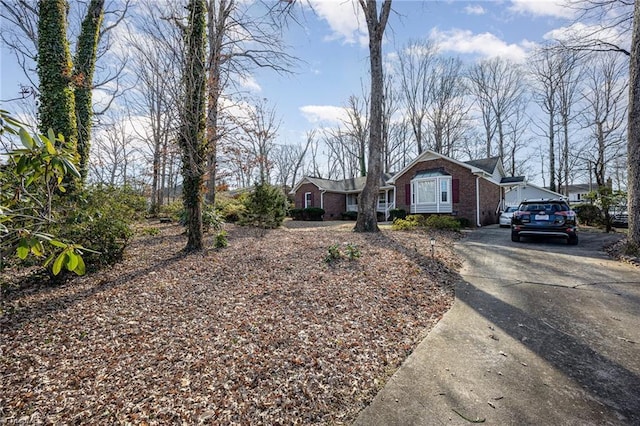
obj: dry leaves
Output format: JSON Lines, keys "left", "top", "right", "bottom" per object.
{"left": 1, "top": 221, "right": 460, "bottom": 425}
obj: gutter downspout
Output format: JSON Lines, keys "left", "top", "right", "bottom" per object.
{"left": 476, "top": 176, "right": 482, "bottom": 227}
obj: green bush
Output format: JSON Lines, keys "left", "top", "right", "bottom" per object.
{"left": 56, "top": 185, "right": 143, "bottom": 270}
{"left": 341, "top": 210, "right": 358, "bottom": 220}
{"left": 574, "top": 204, "right": 603, "bottom": 226}
{"left": 391, "top": 218, "right": 419, "bottom": 231}
{"left": 214, "top": 230, "right": 228, "bottom": 249}
{"left": 215, "top": 192, "right": 247, "bottom": 223}
{"left": 389, "top": 209, "right": 407, "bottom": 221}
{"left": 304, "top": 207, "right": 325, "bottom": 221}
{"left": 240, "top": 183, "right": 288, "bottom": 229}
{"left": 289, "top": 208, "right": 304, "bottom": 220}
{"left": 425, "top": 215, "right": 461, "bottom": 231}
{"left": 202, "top": 203, "right": 224, "bottom": 233}
{"left": 456, "top": 217, "right": 472, "bottom": 228}
{"left": 159, "top": 200, "right": 183, "bottom": 221}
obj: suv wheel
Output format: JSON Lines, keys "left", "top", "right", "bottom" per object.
{"left": 511, "top": 232, "right": 520, "bottom": 242}
{"left": 567, "top": 235, "right": 578, "bottom": 245}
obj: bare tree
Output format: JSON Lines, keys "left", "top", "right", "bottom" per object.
{"left": 204, "top": 0, "right": 296, "bottom": 203}
{"left": 426, "top": 56, "right": 469, "bottom": 157}
{"left": 271, "top": 133, "right": 312, "bottom": 189}
{"left": 468, "top": 57, "right": 528, "bottom": 160}
{"left": 579, "top": 51, "right": 627, "bottom": 193}
{"left": 529, "top": 47, "right": 562, "bottom": 192}
{"left": 88, "top": 115, "right": 141, "bottom": 186}
{"left": 555, "top": 50, "right": 583, "bottom": 195}
{"left": 341, "top": 94, "right": 369, "bottom": 177}
{"left": 395, "top": 39, "right": 437, "bottom": 155}
{"left": 235, "top": 98, "right": 280, "bottom": 185}
{"left": 126, "top": 0, "right": 183, "bottom": 214}
{"left": 354, "top": 0, "right": 392, "bottom": 233}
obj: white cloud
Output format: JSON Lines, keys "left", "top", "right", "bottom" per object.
{"left": 508, "top": 0, "right": 575, "bottom": 19}
{"left": 238, "top": 75, "right": 262, "bottom": 92}
{"left": 308, "top": 0, "right": 368, "bottom": 46}
{"left": 464, "top": 5, "right": 486, "bottom": 15}
{"left": 543, "top": 22, "right": 627, "bottom": 47}
{"left": 299, "top": 105, "right": 346, "bottom": 124}
{"left": 429, "top": 28, "right": 529, "bottom": 63}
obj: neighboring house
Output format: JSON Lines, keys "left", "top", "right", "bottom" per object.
{"left": 290, "top": 150, "right": 527, "bottom": 227}
{"left": 556, "top": 183, "right": 594, "bottom": 204}
{"left": 504, "top": 183, "right": 567, "bottom": 207}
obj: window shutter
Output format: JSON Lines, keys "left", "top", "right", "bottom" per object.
{"left": 405, "top": 183, "right": 411, "bottom": 205}
{"left": 452, "top": 179, "right": 460, "bottom": 203}
{"left": 310, "top": 192, "right": 315, "bottom": 207}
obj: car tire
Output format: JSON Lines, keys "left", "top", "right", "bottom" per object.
{"left": 567, "top": 235, "right": 578, "bottom": 245}
{"left": 511, "top": 232, "right": 520, "bottom": 242}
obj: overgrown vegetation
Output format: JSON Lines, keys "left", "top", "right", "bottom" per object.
{"left": 392, "top": 214, "right": 462, "bottom": 232}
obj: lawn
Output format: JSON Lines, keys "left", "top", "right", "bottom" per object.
{"left": 1, "top": 221, "right": 461, "bottom": 424}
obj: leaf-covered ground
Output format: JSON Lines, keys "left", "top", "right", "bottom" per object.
{"left": 1, "top": 221, "right": 461, "bottom": 425}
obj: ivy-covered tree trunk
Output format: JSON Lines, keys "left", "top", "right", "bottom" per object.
{"left": 354, "top": 0, "right": 392, "bottom": 233}
{"left": 37, "top": 0, "right": 77, "bottom": 162}
{"left": 179, "top": 0, "right": 207, "bottom": 252}
{"left": 73, "top": 0, "right": 104, "bottom": 183}
{"left": 628, "top": 2, "right": 640, "bottom": 249}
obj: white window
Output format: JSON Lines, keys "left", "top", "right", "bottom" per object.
{"left": 304, "top": 192, "right": 312, "bottom": 208}
{"left": 415, "top": 179, "right": 437, "bottom": 204}
{"left": 440, "top": 179, "right": 450, "bottom": 203}
{"left": 410, "top": 174, "right": 452, "bottom": 213}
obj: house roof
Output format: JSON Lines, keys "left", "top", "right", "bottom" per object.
{"left": 465, "top": 157, "right": 501, "bottom": 174}
{"left": 506, "top": 182, "right": 567, "bottom": 199}
{"left": 291, "top": 173, "right": 395, "bottom": 194}
{"left": 500, "top": 176, "right": 526, "bottom": 184}
{"left": 557, "top": 183, "right": 593, "bottom": 193}
{"left": 387, "top": 150, "right": 502, "bottom": 184}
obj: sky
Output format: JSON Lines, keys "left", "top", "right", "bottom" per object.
{"left": 0, "top": 0, "right": 629, "bottom": 184}
{"left": 251, "top": 0, "right": 583, "bottom": 142}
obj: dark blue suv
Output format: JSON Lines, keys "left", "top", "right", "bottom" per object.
{"left": 511, "top": 199, "right": 578, "bottom": 245}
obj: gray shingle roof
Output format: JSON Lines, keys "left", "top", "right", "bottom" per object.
{"left": 304, "top": 173, "right": 395, "bottom": 193}
{"left": 464, "top": 156, "right": 500, "bottom": 174}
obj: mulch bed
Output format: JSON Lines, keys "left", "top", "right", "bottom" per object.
{"left": 1, "top": 222, "right": 461, "bottom": 425}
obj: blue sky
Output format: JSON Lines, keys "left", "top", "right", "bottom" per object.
{"left": 0, "top": 0, "right": 628, "bottom": 184}
{"left": 252, "top": 0, "right": 581, "bottom": 143}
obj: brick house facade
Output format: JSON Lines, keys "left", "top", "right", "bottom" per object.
{"left": 291, "top": 150, "right": 523, "bottom": 226}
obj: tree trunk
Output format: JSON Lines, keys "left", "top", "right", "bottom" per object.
{"left": 179, "top": 0, "right": 207, "bottom": 252}
{"left": 628, "top": 2, "right": 640, "bottom": 248}
{"left": 73, "top": 0, "right": 104, "bottom": 184}
{"left": 355, "top": 0, "right": 391, "bottom": 233}
{"left": 37, "top": 0, "right": 78, "bottom": 172}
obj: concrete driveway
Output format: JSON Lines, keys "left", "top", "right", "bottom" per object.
{"left": 355, "top": 225, "right": 640, "bottom": 425}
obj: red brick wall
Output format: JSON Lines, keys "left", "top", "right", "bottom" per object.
{"left": 295, "top": 183, "right": 321, "bottom": 209}
{"left": 394, "top": 159, "right": 500, "bottom": 227}
{"left": 322, "top": 192, "right": 346, "bottom": 219}
{"left": 478, "top": 177, "right": 501, "bottom": 226}
{"left": 294, "top": 182, "right": 346, "bottom": 219}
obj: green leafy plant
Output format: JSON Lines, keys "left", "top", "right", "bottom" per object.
{"left": 1, "top": 111, "right": 88, "bottom": 275}
{"left": 139, "top": 227, "right": 160, "bottom": 236}
{"left": 344, "top": 243, "right": 361, "bottom": 260}
{"left": 214, "top": 230, "right": 228, "bottom": 249}
{"left": 324, "top": 242, "right": 361, "bottom": 263}
{"left": 324, "top": 244, "right": 342, "bottom": 263}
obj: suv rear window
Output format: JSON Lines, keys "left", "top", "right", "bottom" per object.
{"left": 520, "top": 202, "right": 569, "bottom": 212}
